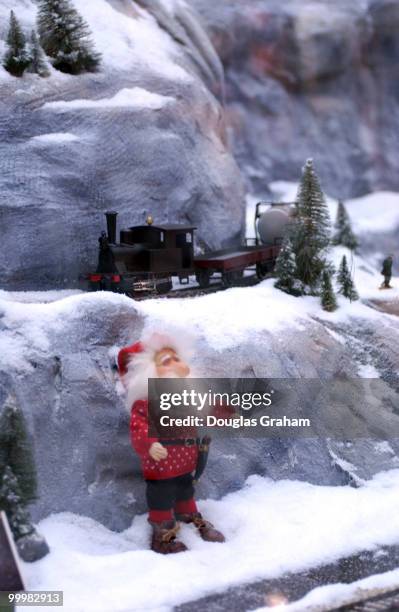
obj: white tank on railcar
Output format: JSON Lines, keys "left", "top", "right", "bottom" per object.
{"left": 257, "top": 205, "right": 293, "bottom": 245}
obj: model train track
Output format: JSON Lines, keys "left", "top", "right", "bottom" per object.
{"left": 176, "top": 545, "right": 399, "bottom": 612}
{"left": 132, "top": 272, "right": 266, "bottom": 301}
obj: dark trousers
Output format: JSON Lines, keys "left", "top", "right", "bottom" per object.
{"left": 145, "top": 473, "right": 197, "bottom": 522}
{"left": 384, "top": 274, "right": 392, "bottom": 288}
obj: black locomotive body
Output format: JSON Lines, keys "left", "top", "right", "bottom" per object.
{"left": 86, "top": 210, "right": 283, "bottom": 296}
{"left": 90, "top": 212, "right": 195, "bottom": 295}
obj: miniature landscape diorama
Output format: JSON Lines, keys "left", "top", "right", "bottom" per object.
{"left": 1, "top": 1, "right": 399, "bottom": 611}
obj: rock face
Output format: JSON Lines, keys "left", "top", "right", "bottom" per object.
{"left": 1, "top": 289, "right": 399, "bottom": 532}
{"left": 0, "top": 0, "right": 245, "bottom": 290}
{"left": 191, "top": 0, "right": 399, "bottom": 198}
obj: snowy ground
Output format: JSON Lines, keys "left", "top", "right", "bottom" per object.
{"left": 19, "top": 470, "right": 399, "bottom": 612}
{"left": 0, "top": 289, "right": 81, "bottom": 304}
{"left": 0, "top": 270, "right": 395, "bottom": 371}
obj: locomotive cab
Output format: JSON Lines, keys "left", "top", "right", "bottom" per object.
{"left": 91, "top": 212, "right": 196, "bottom": 295}
{"left": 119, "top": 224, "right": 195, "bottom": 273}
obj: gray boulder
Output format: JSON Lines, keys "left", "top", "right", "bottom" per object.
{"left": 1, "top": 290, "right": 399, "bottom": 531}
{"left": 17, "top": 530, "right": 50, "bottom": 563}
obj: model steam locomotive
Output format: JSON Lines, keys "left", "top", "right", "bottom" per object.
{"left": 85, "top": 205, "right": 292, "bottom": 296}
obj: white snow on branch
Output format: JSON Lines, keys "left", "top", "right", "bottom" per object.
{"left": 20, "top": 470, "right": 399, "bottom": 612}
{"left": 42, "top": 87, "right": 174, "bottom": 112}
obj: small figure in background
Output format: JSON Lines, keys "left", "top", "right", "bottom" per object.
{"left": 380, "top": 255, "right": 394, "bottom": 289}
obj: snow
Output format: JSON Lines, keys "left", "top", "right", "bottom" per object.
{"left": 330, "top": 243, "right": 399, "bottom": 302}
{"left": 74, "top": 0, "right": 190, "bottom": 80}
{"left": 43, "top": 87, "right": 174, "bottom": 112}
{"left": 0, "top": 266, "right": 394, "bottom": 362}
{"left": 327, "top": 447, "right": 365, "bottom": 486}
{"left": 30, "top": 132, "right": 80, "bottom": 144}
{"left": 346, "top": 191, "right": 399, "bottom": 235}
{"left": 160, "top": 0, "right": 184, "bottom": 15}
{"left": 137, "top": 275, "right": 397, "bottom": 351}
{"left": 267, "top": 182, "right": 399, "bottom": 236}
{"left": 374, "top": 441, "right": 396, "bottom": 456}
{"left": 20, "top": 470, "right": 399, "bottom": 612}
{"left": 0, "top": 289, "right": 81, "bottom": 303}
{"left": 269, "top": 181, "right": 299, "bottom": 203}
{"left": 137, "top": 280, "right": 316, "bottom": 350}
{"left": 0, "top": 0, "right": 191, "bottom": 83}
{"left": 358, "top": 363, "right": 380, "bottom": 378}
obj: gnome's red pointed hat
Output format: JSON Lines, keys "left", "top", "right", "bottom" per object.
{"left": 117, "top": 341, "right": 144, "bottom": 377}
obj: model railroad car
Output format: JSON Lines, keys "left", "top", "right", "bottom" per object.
{"left": 85, "top": 206, "right": 292, "bottom": 297}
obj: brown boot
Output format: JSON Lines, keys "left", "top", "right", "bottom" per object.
{"left": 176, "top": 512, "right": 225, "bottom": 543}
{"left": 149, "top": 520, "right": 188, "bottom": 554}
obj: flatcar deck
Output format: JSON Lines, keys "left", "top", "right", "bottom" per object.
{"left": 195, "top": 245, "right": 279, "bottom": 271}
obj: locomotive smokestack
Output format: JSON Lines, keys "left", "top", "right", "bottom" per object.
{"left": 105, "top": 211, "right": 118, "bottom": 244}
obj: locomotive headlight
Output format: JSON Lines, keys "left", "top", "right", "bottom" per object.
{"left": 146, "top": 215, "right": 154, "bottom": 226}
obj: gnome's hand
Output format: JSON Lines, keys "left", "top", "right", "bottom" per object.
{"left": 149, "top": 442, "right": 168, "bottom": 462}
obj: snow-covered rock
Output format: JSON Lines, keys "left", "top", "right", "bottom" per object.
{"left": 0, "top": 0, "right": 245, "bottom": 289}
{"left": 1, "top": 268, "right": 399, "bottom": 531}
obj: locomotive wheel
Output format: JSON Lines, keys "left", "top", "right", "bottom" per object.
{"left": 256, "top": 262, "right": 269, "bottom": 280}
{"left": 222, "top": 270, "right": 242, "bottom": 288}
{"left": 196, "top": 269, "right": 211, "bottom": 288}
{"left": 156, "top": 279, "right": 173, "bottom": 295}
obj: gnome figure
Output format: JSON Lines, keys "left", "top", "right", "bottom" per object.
{"left": 118, "top": 333, "right": 225, "bottom": 554}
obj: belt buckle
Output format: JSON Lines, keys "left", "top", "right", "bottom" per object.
{"left": 184, "top": 438, "right": 194, "bottom": 447}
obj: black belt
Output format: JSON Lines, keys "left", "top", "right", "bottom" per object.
{"left": 159, "top": 438, "right": 200, "bottom": 447}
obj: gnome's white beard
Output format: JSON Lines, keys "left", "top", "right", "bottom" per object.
{"left": 123, "top": 358, "right": 198, "bottom": 411}
{"left": 121, "top": 330, "right": 197, "bottom": 411}
{"left": 124, "top": 359, "right": 157, "bottom": 410}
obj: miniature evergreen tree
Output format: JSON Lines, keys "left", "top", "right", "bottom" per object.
{"left": 0, "top": 467, "right": 34, "bottom": 541}
{"left": 337, "top": 255, "right": 359, "bottom": 301}
{"left": 320, "top": 270, "right": 338, "bottom": 312}
{"left": 37, "top": 0, "right": 101, "bottom": 75}
{"left": 0, "top": 395, "right": 37, "bottom": 543}
{"left": 274, "top": 236, "right": 297, "bottom": 294}
{"left": 3, "top": 11, "right": 30, "bottom": 77}
{"left": 292, "top": 159, "right": 331, "bottom": 292}
{"left": 27, "top": 30, "right": 50, "bottom": 77}
{"left": 333, "top": 201, "right": 359, "bottom": 251}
